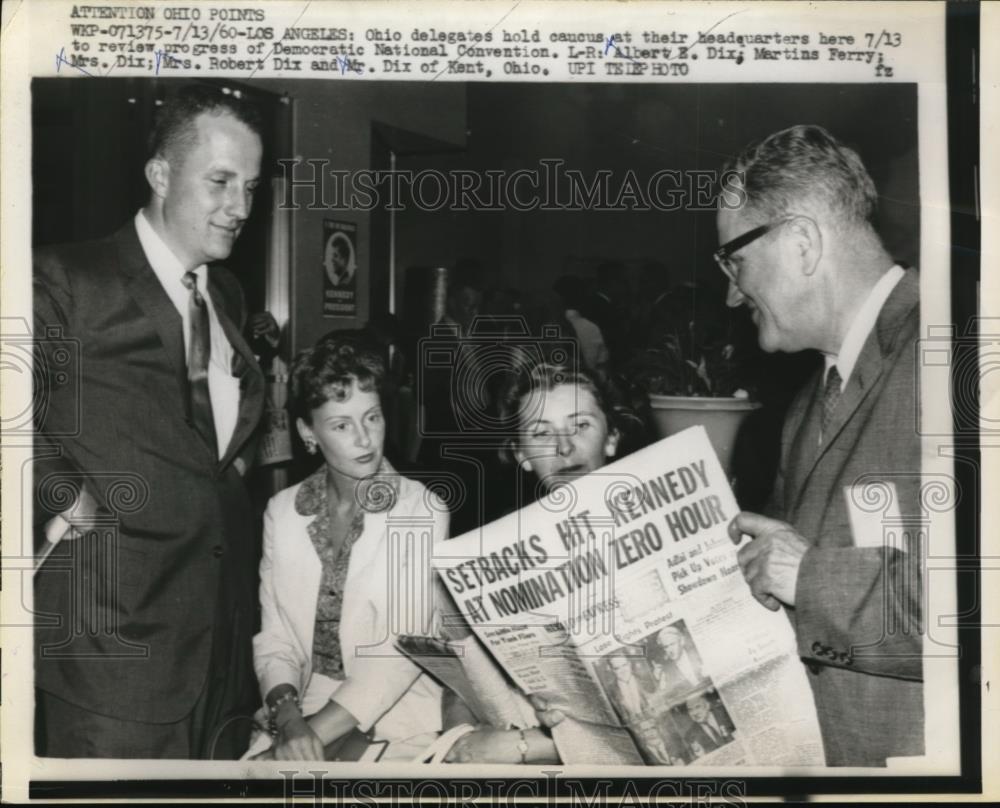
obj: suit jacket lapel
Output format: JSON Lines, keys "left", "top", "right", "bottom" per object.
{"left": 786, "top": 269, "right": 920, "bottom": 521}
{"left": 790, "top": 338, "right": 886, "bottom": 516}
{"left": 114, "top": 223, "right": 189, "bottom": 418}
{"left": 820, "top": 335, "right": 885, "bottom": 448}
{"left": 207, "top": 271, "right": 264, "bottom": 469}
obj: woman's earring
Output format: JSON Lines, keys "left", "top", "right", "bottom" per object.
{"left": 605, "top": 433, "right": 620, "bottom": 458}
{"left": 305, "top": 438, "right": 318, "bottom": 455}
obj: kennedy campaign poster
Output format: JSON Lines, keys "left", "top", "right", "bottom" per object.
{"left": 322, "top": 219, "right": 358, "bottom": 318}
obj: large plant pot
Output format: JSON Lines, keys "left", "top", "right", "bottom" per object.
{"left": 648, "top": 394, "right": 761, "bottom": 476}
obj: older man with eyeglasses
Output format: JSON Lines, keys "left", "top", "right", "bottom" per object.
{"left": 715, "top": 125, "right": 923, "bottom": 767}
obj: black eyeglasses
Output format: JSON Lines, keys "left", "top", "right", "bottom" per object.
{"left": 713, "top": 216, "right": 795, "bottom": 282}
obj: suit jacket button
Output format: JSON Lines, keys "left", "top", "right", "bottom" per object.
{"left": 212, "top": 545, "right": 224, "bottom": 558}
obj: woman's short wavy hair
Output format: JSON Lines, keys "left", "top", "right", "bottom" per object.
{"left": 289, "top": 333, "right": 386, "bottom": 423}
{"left": 496, "top": 362, "right": 641, "bottom": 464}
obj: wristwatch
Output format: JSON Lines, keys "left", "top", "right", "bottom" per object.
{"left": 516, "top": 729, "right": 529, "bottom": 764}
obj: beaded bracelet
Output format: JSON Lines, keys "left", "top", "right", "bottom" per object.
{"left": 267, "top": 690, "right": 301, "bottom": 735}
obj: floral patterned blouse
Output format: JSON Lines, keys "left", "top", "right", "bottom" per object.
{"left": 294, "top": 461, "right": 401, "bottom": 680}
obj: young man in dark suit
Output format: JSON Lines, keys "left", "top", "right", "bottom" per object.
{"left": 717, "top": 125, "right": 923, "bottom": 766}
{"left": 601, "top": 654, "right": 656, "bottom": 723}
{"left": 33, "top": 85, "right": 272, "bottom": 759}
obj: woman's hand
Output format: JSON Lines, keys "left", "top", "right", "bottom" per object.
{"left": 528, "top": 694, "right": 566, "bottom": 728}
{"left": 270, "top": 715, "right": 326, "bottom": 761}
{"left": 444, "top": 728, "right": 520, "bottom": 764}
{"left": 247, "top": 311, "right": 281, "bottom": 350}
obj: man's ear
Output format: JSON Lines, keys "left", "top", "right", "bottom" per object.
{"left": 790, "top": 215, "right": 823, "bottom": 276}
{"left": 145, "top": 156, "right": 170, "bottom": 200}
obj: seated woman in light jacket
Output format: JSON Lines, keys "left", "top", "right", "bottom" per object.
{"left": 249, "top": 335, "right": 447, "bottom": 761}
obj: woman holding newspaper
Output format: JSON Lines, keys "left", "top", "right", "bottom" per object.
{"left": 440, "top": 362, "right": 640, "bottom": 763}
{"left": 248, "top": 335, "right": 448, "bottom": 761}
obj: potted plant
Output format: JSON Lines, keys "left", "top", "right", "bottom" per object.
{"left": 624, "top": 291, "right": 760, "bottom": 476}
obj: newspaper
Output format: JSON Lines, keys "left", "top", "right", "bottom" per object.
{"left": 435, "top": 426, "right": 824, "bottom": 765}
{"left": 396, "top": 632, "right": 539, "bottom": 730}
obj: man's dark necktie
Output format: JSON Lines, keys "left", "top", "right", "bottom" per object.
{"left": 820, "top": 365, "right": 843, "bottom": 439}
{"left": 182, "top": 271, "right": 217, "bottom": 455}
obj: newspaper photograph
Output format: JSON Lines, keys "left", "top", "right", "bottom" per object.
{"left": 0, "top": 0, "right": 993, "bottom": 803}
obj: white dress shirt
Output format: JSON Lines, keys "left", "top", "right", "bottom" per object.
{"left": 674, "top": 650, "right": 702, "bottom": 687}
{"left": 135, "top": 211, "right": 240, "bottom": 458}
{"left": 615, "top": 673, "right": 646, "bottom": 717}
{"left": 822, "top": 264, "right": 905, "bottom": 392}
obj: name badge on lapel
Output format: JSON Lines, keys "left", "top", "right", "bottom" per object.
{"left": 844, "top": 482, "right": 906, "bottom": 553}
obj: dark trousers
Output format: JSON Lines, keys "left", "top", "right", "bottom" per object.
{"left": 36, "top": 604, "right": 256, "bottom": 759}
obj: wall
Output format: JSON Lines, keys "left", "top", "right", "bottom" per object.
{"left": 394, "top": 82, "right": 920, "bottom": 303}
{"left": 251, "top": 79, "right": 468, "bottom": 352}
{"left": 246, "top": 80, "right": 918, "bottom": 351}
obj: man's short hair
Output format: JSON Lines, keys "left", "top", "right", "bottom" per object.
{"left": 725, "top": 124, "right": 878, "bottom": 227}
{"left": 148, "top": 84, "right": 264, "bottom": 164}
{"left": 657, "top": 625, "right": 682, "bottom": 643}
{"left": 685, "top": 693, "right": 708, "bottom": 710}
